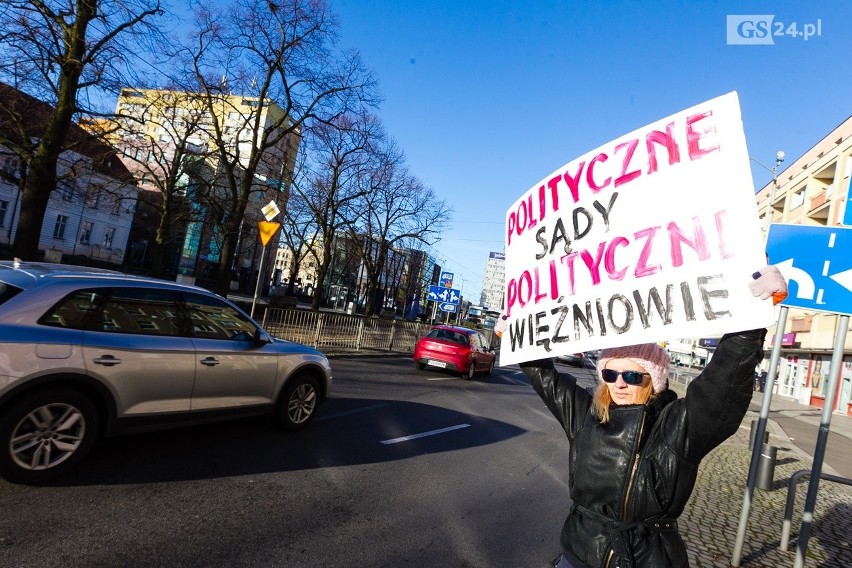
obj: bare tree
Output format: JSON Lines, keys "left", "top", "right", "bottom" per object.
{"left": 278, "top": 189, "right": 320, "bottom": 297}
{"left": 348, "top": 140, "right": 452, "bottom": 316}
{"left": 274, "top": 136, "right": 320, "bottom": 297}
{"left": 167, "top": 0, "right": 377, "bottom": 296}
{"left": 292, "top": 112, "right": 381, "bottom": 310}
{"left": 109, "top": 89, "right": 218, "bottom": 275}
{"left": 0, "top": 0, "right": 164, "bottom": 260}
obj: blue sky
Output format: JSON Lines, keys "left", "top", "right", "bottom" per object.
{"left": 331, "top": 1, "right": 851, "bottom": 302}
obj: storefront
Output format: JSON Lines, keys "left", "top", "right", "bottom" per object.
{"left": 768, "top": 349, "right": 852, "bottom": 417}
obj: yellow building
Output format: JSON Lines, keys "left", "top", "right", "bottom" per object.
{"left": 112, "top": 88, "right": 300, "bottom": 288}
{"left": 755, "top": 116, "right": 852, "bottom": 415}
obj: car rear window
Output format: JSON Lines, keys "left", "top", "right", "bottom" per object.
{"left": 427, "top": 329, "right": 470, "bottom": 345}
{"left": 0, "top": 282, "right": 23, "bottom": 306}
{"left": 93, "top": 289, "right": 184, "bottom": 336}
{"left": 39, "top": 289, "right": 109, "bottom": 329}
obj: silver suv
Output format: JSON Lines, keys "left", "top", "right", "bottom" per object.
{"left": 0, "top": 261, "right": 332, "bottom": 484}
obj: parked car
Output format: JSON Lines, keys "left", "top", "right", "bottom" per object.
{"left": 0, "top": 261, "right": 332, "bottom": 484}
{"left": 556, "top": 352, "right": 586, "bottom": 367}
{"left": 413, "top": 325, "right": 496, "bottom": 379}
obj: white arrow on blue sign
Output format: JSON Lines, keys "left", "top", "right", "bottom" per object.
{"left": 766, "top": 223, "right": 852, "bottom": 316}
{"left": 427, "top": 285, "right": 460, "bottom": 304}
{"left": 439, "top": 302, "right": 457, "bottom": 312}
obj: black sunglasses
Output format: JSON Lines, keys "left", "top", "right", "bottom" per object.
{"left": 601, "top": 369, "right": 650, "bottom": 385}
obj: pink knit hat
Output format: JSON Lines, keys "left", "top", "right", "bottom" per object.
{"left": 597, "top": 343, "right": 670, "bottom": 393}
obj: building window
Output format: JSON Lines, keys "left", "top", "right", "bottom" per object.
{"left": 0, "top": 200, "right": 8, "bottom": 228}
{"left": 58, "top": 179, "right": 75, "bottom": 201}
{"left": 85, "top": 187, "right": 100, "bottom": 208}
{"left": 53, "top": 215, "right": 68, "bottom": 239}
{"left": 103, "top": 227, "right": 115, "bottom": 249}
{"left": 791, "top": 187, "right": 805, "bottom": 209}
{"left": 106, "top": 194, "right": 121, "bottom": 215}
{"left": 79, "top": 221, "right": 93, "bottom": 245}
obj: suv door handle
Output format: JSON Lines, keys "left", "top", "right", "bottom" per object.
{"left": 200, "top": 357, "right": 220, "bottom": 367}
{"left": 93, "top": 355, "right": 121, "bottom": 366}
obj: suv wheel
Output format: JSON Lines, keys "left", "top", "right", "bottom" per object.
{"left": 275, "top": 375, "right": 320, "bottom": 431}
{"left": 0, "top": 389, "right": 99, "bottom": 484}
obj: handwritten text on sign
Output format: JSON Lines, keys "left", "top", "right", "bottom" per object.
{"left": 499, "top": 92, "right": 774, "bottom": 366}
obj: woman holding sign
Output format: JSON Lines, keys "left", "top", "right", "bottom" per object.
{"left": 516, "top": 266, "right": 787, "bottom": 568}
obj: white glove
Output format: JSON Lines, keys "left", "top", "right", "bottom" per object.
{"left": 494, "top": 314, "right": 507, "bottom": 337}
{"left": 749, "top": 265, "right": 788, "bottom": 301}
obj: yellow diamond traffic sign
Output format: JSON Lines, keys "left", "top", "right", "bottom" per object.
{"left": 261, "top": 200, "right": 280, "bottom": 221}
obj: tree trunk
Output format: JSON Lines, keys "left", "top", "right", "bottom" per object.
{"left": 310, "top": 238, "right": 334, "bottom": 311}
{"left": 213, "top": 226, "right": 237, "bottom": 297}
{"left": 11, "top": 153, "right": 57, "bottom": 259}
{"left": 149, "top": 240, "right": 165, "bottom": 276}
{"left": 286, "top": 260, "right": 301, "bottom": 295}
{"left": 11, "top": 1, "right": 92, "bottom": 259}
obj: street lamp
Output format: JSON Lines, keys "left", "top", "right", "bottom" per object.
{"left": 750, "top": 150, "right": 785, "bottom": 232}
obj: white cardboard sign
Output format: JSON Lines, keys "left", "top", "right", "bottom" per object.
{"left": 500, "top": 92, "right": 774, "bottom": 366}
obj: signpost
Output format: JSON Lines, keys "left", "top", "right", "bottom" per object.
{"left": 733, "top": 222, "right": 852, "bottom": 566}
{"left": 427, "top": 285, "right": 461, "bottom": 304}
{"left": 250, "top": 201, "right": 281, "bottom": 318}
{"left": 426, "top": 284, "right": 461, "bottom": 322}
{"left": 766, "top": 223, "right": 852, "bottom": 567}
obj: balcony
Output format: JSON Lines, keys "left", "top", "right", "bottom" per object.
{"left": 808, "top": 187, "right": 831, "bottom": 224}
{"left": 809, "top": 188, "right": 828, "bottom": 211}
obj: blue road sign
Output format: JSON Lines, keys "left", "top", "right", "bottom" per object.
{"left": 440, "top": 272, "right": 454, "bottom": 288}
{"left": 427, "top": 285, "right": 461, "bottom": 304}
{"left": 439, "top": 302, "right": 457, "bottom": 312}
{"left": 766, "top": 223, "right": 852, "bottom": 316}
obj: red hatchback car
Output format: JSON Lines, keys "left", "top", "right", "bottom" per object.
{"left": 413, "top": 325, "right": 496, "bottom": 379}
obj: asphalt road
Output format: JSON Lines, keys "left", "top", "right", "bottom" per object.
{"left": 0, "top": 357, "right": 600, "bottom": 568}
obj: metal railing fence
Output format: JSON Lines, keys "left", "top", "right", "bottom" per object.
{"left": 260, "top": 308, "right": 499, "bottom": 354}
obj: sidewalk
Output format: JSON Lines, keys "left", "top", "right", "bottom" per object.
{"left": 669, "top": 383, "right": 852, "bottom": 567}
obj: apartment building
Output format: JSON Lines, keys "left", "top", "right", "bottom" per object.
{"left": 755, "top": 115, "right": 852, "bottom": 416}
{"left": 480, "top": 251, "right": 505, "bottom": 310}
{"left": 112, "top": 87, "right": 299, "bottom": 288}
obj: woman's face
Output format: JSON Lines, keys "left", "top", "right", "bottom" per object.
{"left": 603, "top": 358, "right": 651, "bottom": 405}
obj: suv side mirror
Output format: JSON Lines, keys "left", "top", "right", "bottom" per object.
{"left": 254, "top": 329, "right": 273, "bottom": 344}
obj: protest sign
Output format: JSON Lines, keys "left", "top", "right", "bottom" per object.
{"left": 499, "top": 92, "right": 775, "bottom": 366}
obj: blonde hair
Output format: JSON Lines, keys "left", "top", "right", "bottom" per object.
{"left": 592, "top": 381, "right": 655, "bottom": 423}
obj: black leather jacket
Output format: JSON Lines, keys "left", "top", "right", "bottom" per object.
{"left": 520, "top": 330, "right": 766, "bottom": 568}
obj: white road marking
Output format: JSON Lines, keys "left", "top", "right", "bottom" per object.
{"left": 380, "top": 423, "right": 471, "bottom": 445}
{"left": 427, "top": 376, "right": 459, "bottom": 381}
